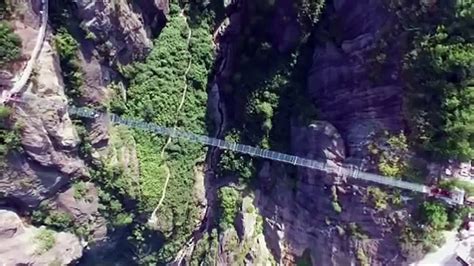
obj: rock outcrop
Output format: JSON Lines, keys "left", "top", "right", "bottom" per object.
{"left": 71, "top": 0, "right": 168, "bottom": 65}
{"left": 255, "top": 122, "right": 407, "bottom": 265}
{"left": 192, "top": 194, "right": 274, "bottom": 265}
{"left": 1, "top": 14, "right": 87, "bottom": 208}
{"left": 53, "top": 182, "right": 107, "bottom": 242}
{"left": 307, "top": 0, "right": 404, "bottom": 158}
{"left": 0, "top": 209, "right": 83, "bottom": 265}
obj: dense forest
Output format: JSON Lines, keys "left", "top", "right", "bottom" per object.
{"left": 397, "top": 0, "right": 473, "bottom": 160}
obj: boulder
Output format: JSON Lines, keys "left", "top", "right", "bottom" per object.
{"left": 0, "top": 209, "right": 83, "bottom": 265}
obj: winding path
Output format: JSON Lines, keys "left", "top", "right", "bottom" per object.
{"left": 150, "top": 14, "right": 193, "bottom": 224}
{"left": 1, "top": 0, "right": 49, "bottom": 104}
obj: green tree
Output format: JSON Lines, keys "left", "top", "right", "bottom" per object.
{"left": 218, "top": 187, "right": 240, "bottom": 229}
{"left": 403, "top": 1, "right": 474, "bottom": 160}
{"left": 0, "top": 22, "right": 21, "bottom": 67}
{"left": 420, "top": 202, "right": 448, "bottom": 230}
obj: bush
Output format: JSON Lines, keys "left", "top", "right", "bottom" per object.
{"left": 347, "top": 222, "right": 368, "bottom": 240}
{"left": 0, "top": 22, "right": 21, "bottom": 67}
{"left": 34, "top": 229, "right": 56, "bottom": 254}
{"left": 366, "top": 187, "right": 389, "bottom": 211}
{"left": 73, "top": 181, "right": 88, "bottom": 200}
{"left": 375, "top": 132, "right": 409, "bottom": 177}
{"left": 54, "top": 28, "right": 84, "bottom": 100}
{"left": 439, "top": 179, "right": 474, "bottom": 197}
{"left": 218, "top": 187, "right": 240, "bottom": 229}
{"left": 0, "top": 105, "right": 22, "bottom": 159}
{"left": 419, "top": 202, "right": 448, "bottom": 230}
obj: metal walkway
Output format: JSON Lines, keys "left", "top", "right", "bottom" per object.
{"left": 69, "top": 106, "right": 430, "bottom": 194}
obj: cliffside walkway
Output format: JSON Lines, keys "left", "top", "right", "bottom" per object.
{"left": 69, "top": 106, "right": 430, "bottom": 194}
{"left": 1, "top": 0, "right": 49, "bottom": 104}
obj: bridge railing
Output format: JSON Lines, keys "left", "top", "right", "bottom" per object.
{"left": 68, "top": 106, "right": 431, "bottom": 194}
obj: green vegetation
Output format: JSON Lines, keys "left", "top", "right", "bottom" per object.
{"left": 0, "top": 22, "right": 21, "bottom": 67}
{"left": 34, "top": 229, "right": 56, "bottom": 254}
{"left": 72, "top": 181, "right": 88, "bottom": 200}
{"left": 118, "top": 2, "right": 215, "bottom": 262}
{"left": 366, "top": 187, "right": 389, "bottom": 211}
{"left": 332, "top": 201, "right": 342, "bottom": 213}
{"left": 394, "top": 0, "right": 474, "bottom": 160}
{"left": 330, "top": 186, "right": 342, "bottom": 213}
{"left": 439, "top": 179, "right": 474, "bottom": 197}
{"left": 217, "top": 0, "right": 322, "bottom": 182}
{"left": 218, "top": 187, "right": 240, "bottom": 229}
{"left": 368, "top": 132, "right": 409, "bottom": 177}
{"left": 0, "top": 0, "right": 13, "bottom": 19}
{"left": 54, "top": 29, "right": 84, "bottom": 100}
{"left": 399, "top": 200, "right": 463, "bottom": 256}
{"left": 31, "top": 202, "right": 95, "bottom": 240}
{"left": 0, "top": 105, "right": 22, "bottom": 160}
{"left": 90, "top": 167, "right": 135, "bottom": 227}
{"left": 420, "top": 202, "right": 448, "bottom": 230}
{"left": 190, "top": 229, "right": 219, "bottom": 265}
{"left": 218, "top": 130, "right": 255, "bottom": 182}
{"left": 107, "top": 83, "right": 128, "bottom": 115}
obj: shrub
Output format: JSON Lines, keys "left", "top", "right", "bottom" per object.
{"left": 54, "top": 28, "right": 84, "bottom": 100}
{"left": 348, "top": 222, "right": 368, "bottom": 240}
{"left": 218, "top": 187, "right": 240, "bottom": 229}
{"left": 0, "top": 22, "right": 21, "bottom": 67}
{"left": 34, "top": 229, "right": 55, "bottom": 254}
{"left": 439, "top": 179, "right": 474, "bottom": 197}
{"left": 73, "top": 181, "right": 88, "bottom": 200}
{"left": 402, "top": 1, "right": 474, "bottom": 160}
{"left": 366, "top": 187, "right": 389, "bottom": 211}
{"left": 419, "top": 202, "right": 448, "bottom": 230}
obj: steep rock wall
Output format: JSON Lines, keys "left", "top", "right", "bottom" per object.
{"left": 257, "top": 122, "right": 407, "bottom": 265}
{"left": 307, "top": 0, "right": 404, "bottom": 158}
{"left": 71, "top": 0, "right": 168, "bottom": 65}
{"left": 1, "top": 4, "right": 87, "bottom": 208}
{"left": 0, "top": 209, "right": 83, "bottom": 265}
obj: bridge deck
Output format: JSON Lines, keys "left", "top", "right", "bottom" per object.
{"left": 69, "top": 106, "right": 431, "bottom": 194}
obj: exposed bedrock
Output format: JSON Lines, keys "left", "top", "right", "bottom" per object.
{"left": 0, "top": 209, "right": 83, "bottom": 265}
{"left": 256, "top": 121, "right": 407, "bottom": 265}
{"left": 1, "top": 31, "right": 87, "bottom": 208}
{"left": 308, "top": 0, "right": 404, "bottom": 158}
{"left": 71, "top": 0, "right": 168, "bottom": 65}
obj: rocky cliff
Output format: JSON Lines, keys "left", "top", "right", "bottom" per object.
{"left": 307, "top": 0, "right": 404, "bottom": 158}
{"left": 252, "top": 0, "right": 410, "bottom": 264}
{"left": 71, "top": 0, "right": 168, "bottom": 65}
{"left": 205, "top": 0, "right": 412, "bottom": 265}
{"left": 0, "top": 209, "right": 83, "bottom": 265}
{"left": 256, "top": 121, "right": 408, "bottom": 265}
{"left": 1, "top": 0, "right": 87, "bottom": 208}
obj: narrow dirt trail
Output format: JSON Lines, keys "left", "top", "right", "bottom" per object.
{"left": 150, "top": 14, "right": 192, "bottom": 221}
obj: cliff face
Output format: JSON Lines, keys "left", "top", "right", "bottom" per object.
{"left": 252, "top": 0, "right": 409, "bottom": 264}
{"left": 0, "top": 209, "right": 83, "bottom": 265}
{"left": 209, "top": 0, "right": 410, "bottom": 265}
{"left": 71, "top": 0, "right": 168, "bottom": 65}
{"left": 1, "top": 1, "right": 87, "bottom": 208}
{"left": 307, "top": 0, "right": 404, "bottom": 158}
{"left": 256, "top": 122, "right": 407, "bottom": 265}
